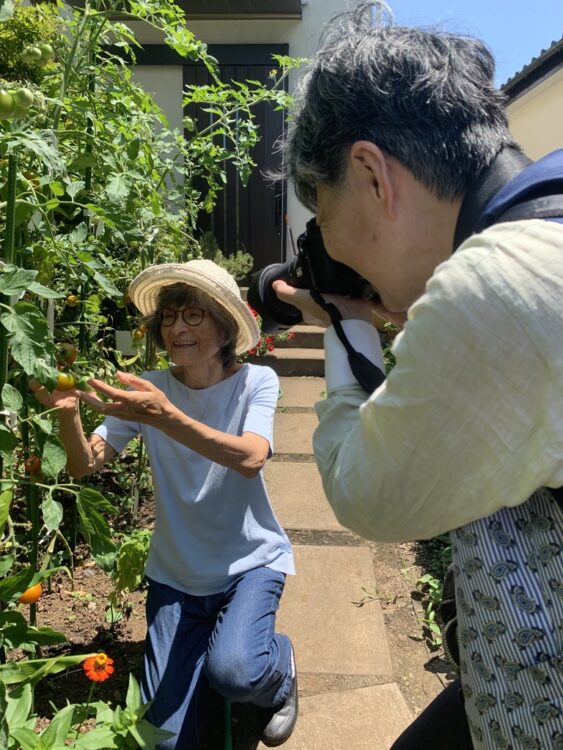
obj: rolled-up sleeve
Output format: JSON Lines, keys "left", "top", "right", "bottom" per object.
{"left": 314, "top": 226, "right": 563, "bottom": 542}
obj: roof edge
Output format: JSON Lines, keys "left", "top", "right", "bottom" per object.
{"left": 502, "top": 37, "right": 563, "bottom": 101}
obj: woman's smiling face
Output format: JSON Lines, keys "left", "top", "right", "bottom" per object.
{"left": 160, "top": 305, "right": 225, "bottom": 368}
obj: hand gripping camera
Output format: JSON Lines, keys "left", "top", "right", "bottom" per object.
{"left": 247, "top": 218, "right": 372, "bottom": 333}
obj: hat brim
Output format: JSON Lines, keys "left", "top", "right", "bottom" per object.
{"left": 129, "top": 263, "right": 260, "bottom": 355}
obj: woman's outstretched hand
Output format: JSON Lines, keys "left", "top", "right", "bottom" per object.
{"left": 28, "top": 378, "right": 80, "bottom": 412}
{"left": 78, "top": 371, "right": 171, "bottom": 423}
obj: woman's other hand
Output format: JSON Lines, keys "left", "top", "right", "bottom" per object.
{"left": 29, "top": 378, "right": 80, "bottom": 412}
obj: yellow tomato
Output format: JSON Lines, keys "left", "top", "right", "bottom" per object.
{"left": 56, "top": 372, "right": 77, "bottom": 391}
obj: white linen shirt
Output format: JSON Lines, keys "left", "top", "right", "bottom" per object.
{"left": 314, "top": 219, "right": 563, "bottom": 542}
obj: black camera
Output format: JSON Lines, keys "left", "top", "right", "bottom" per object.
{"left": 247, "top": 218, "right": 371, "bottom": 333}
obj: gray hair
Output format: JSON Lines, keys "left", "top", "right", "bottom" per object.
{"left": 287, "top": 2, "right": 517, "bottom": 210}
{"left": 144, "top": 283, "right": 239, "bottom": 370}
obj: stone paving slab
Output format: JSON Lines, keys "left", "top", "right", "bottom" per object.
{"left": 258, "top": 684, "right": 412, "bottom": 749}
{"left": 277, "top": 546, "right": 393, "bottom": 678}
{"left": 265, "top": 463, "right": 343, "bottom": 531}
{"left": 277, "top": 377, "right": 326, "bottom": 409}
{"left": 274, "top": 412, "right": 318, "bottom": 455}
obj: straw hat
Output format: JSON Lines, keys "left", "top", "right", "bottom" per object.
{"left": 129, "top": 259, "right": 260, "bottom": 355}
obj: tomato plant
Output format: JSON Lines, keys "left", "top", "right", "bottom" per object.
{"left": 0, "top": 0, "right": 301, "bottom": 742}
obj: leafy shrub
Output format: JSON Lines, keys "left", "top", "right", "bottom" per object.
{"left": 198, "top": 231, "right": 254, "bottom": 281}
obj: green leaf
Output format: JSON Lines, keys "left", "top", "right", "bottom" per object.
{"left": 0, "top": 681, "right": 8, "bottom": 750}
{"left": 66, "top": 180, "right": 85, "bottom": 200}
{"left": 75, "top": 727, "right": 119, "bottom": 749}
{"left": 105, "top": 174, "right": 128, "bottom": 202}
{"left": 9, "top": 727, "right": 41, "bottom": 749}
{"left": 48, "top": 181, "right": 65, "bottom": 197}
{"left": 41, "top": 495, "right": 63, "bottom": 532}
{"left": 0, "top": 423, "right": 17, "bottom": 459}
{"left": 40, "top": 703, "right": 75, "bottom": 747}
{"left": 30, "top": 415, "right": 52, "bottom": 435}
{"left": 0, "top": 566, "right": 64, "bottom": 604}
{"left": 26, "top": 282, "right": 63, "bottom": 300}
{"left": 0, "top": 302, "right": 57, "bottom": 382}
{"left": 92, "top": 271, "right": 121, "bottom": 298}
{"left": 76, "top": 489, "right": 116, "bottom": 571}
{"left": 0, "top": 489, "right": 13, "bottom": 535}
{"left": 0, "top": 267, "right": 37, "bottom": 296}
{"left": 125, "top": 673, "right": 144, "bottom": 715}
{"left": 5, "top": 684, "right": 34, "bottom": 736}
{"left": 40, "top": 436, "right": 66, "bottom": 480}
{"left": 0, "top": 555, "right": 14, "bottom": 578}
{"left": 113, "top": 530, "right": 150, "bottom": 594}
{"left": 0, "top": 653, "right": 96, "bottom": 687}
{"left": 1, "top": 384, "right": 22, "bottom": 413}
{"left": 0, "top": 612, "right": 67, "bottom": 651}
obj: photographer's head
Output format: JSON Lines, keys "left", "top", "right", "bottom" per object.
{"left": 286, "top": 2, "right": 517, "bottom": 312}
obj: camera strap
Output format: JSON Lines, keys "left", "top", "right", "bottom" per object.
{"left": 308, "top": 289, "right": 385, "bottom": 394}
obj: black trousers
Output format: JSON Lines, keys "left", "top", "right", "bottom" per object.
{"left": 390, "top": 681, "right": 474, "bottom": 750}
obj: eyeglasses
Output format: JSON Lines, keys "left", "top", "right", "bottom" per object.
{"left": 157, "top": 307, "right": 207, "bottom": 327}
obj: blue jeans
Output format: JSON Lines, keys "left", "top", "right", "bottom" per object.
{"left": 141, "top": 567, "right": 292, "bottom": 749}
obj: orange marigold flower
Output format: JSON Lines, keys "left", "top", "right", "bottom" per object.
{"left": 83, "top": 653, "right": 114, "bottom": 682}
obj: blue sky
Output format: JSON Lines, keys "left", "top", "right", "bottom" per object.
{"left": 388, "top": 0, "right": 563, "bottom": 85}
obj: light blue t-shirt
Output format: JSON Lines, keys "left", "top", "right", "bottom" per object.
{"left": 94, "top": 363, "right": 294, "bottom": 595}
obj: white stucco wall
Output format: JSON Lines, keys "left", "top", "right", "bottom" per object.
{"left": 131, "top": 1, "right": 363, "bottom": 249}
{"left": 506, "top": 67, "right": 563, "bottom": 159}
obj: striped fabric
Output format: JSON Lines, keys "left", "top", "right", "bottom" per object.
{"left": 453, "top": 489, "right": 563, "bottom": 749}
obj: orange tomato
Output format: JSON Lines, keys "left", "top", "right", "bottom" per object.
{"left": 18, "top": 582, "right": 42, "bottom": 605}
{"left": 56, "top": 372, "right": 77, "bottom": 391}
{"left": 66, "top": 294, "right": 79, "bottom": 307}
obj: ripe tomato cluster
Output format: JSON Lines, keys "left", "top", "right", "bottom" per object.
{"left": 55, "top": 343, "right": 93, "bottom": 392}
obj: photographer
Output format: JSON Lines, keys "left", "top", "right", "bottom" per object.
{"left": 266, "top": 3, "right": 563, "bottom": 749}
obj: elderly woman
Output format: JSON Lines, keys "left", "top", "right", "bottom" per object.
{"left": 32, "top": 260, "right": 298, "bottom": 749}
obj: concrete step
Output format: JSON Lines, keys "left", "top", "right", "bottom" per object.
{"left": 273, "top": 411, "right": 319, "bottom": 455}
{"left": 277, "top": 377, "right": 325, "bottom": 409}
{"left": 256, "top": 348, "right": 325, "bottom": 377}
{"left": 278, "top": 325, "right": 325, "bottom": 349}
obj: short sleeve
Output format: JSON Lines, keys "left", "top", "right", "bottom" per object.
{"left": 242, "top": 366, "right": 279, "bottom": 451}
{"left": 93, "top": 416, "right": 140, "bottom": 454}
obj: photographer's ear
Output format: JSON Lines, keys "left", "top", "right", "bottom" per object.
{"left": 349, "top": 141, "right": 398, "bottom": 221}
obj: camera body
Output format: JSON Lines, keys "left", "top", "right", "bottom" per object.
{"left": 247, "top": 218, "right": 370, "bottom": 333}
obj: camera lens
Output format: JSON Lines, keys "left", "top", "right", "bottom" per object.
{"left": 247, "top": 261, "right": 304, "bottom": 334}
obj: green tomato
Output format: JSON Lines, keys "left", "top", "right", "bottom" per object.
{"left": 13, "top": 87, "right": 34, "bottom": 110}
{"left": 0, "top": 91, "right": 15, "bottom": 120}
{"left": 22, "top": 46, "right": 43, "bottom": 65}
{"left": 38, "top": 43, "right": 55, "bottom": 64}
{"left": 33, "top": 91, "right": 46, "bottom": 111}
{"left": 76, "top": 375, "right": 94, "bottom": 392}
{"left": 11, "top": 102, "right": 29, "bottom": 120}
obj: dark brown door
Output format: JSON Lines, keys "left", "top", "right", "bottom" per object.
{"left": 184, "top": 46, "right": 288, "bottom": 271}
